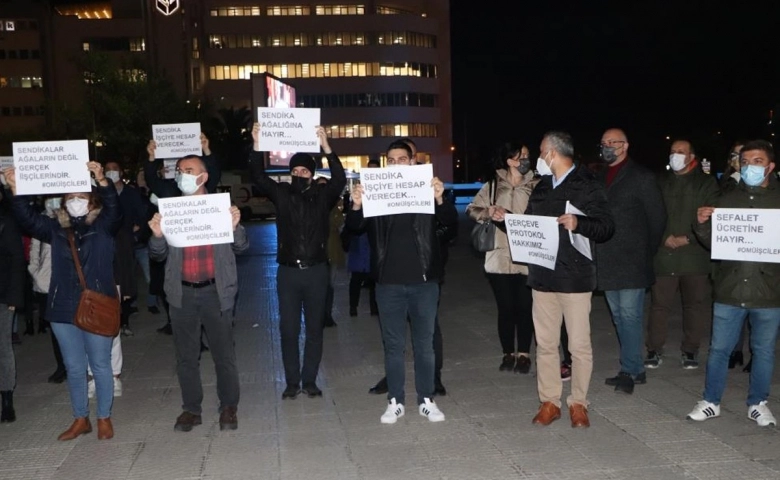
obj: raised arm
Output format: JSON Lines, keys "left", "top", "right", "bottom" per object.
{"left": 317, "top": 127, "right": 346, "bottom": 206}
{"left": 3, "top": 167, "right": 56, "bottom": 243}
{"left": 201, "top": 133, "right": 222, "bottom": 193}
{"left": 88, "top": 162, "right": 123, "bottom": 236}
{"left": 248, "top": 122, "right": 280, "bottom": 202}
{"left": 144, "top": 140, "right": 180, "bottom": 198}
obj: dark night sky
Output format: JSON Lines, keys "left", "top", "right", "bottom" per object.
{"left": 450, "top": 0, "right": 780, "bottom": 178}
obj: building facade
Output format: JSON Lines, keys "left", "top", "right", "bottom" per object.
{"left": 15, "top": 0, "right": 452, "bottom": 179}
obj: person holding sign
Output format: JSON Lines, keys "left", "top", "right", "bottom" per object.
{"left": 346, "top": 140, "right": 458, "bottom": 424}
{"left": 467, "top": 142, "right": 539, "bottom": 374}
{"left": 248, "top": 122, "right": 346, "bottom": 400}
{"left": 687, "top": 139, "right": 780, "bottom": 427}
{"left": 145, "top": 132, "right": 221, "bottom": 199}
{"left": 148, "top": 154, "right": 248, "bottom": 433}
{"left": 594, "top": 128, "right": 667, "bottom": 395}
{"left": 3, "top": 162, "right": 122, "bottom": 441}
{"left": 525, "top": 131, "right": 614, "bottom": 428}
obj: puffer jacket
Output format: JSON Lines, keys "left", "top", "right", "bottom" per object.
{"left": 524, "top": 164, "right": 615, "bottom": 293}
{"left": 467, "top": 169, "right": 539, "bottom": 275}
{"left": 28, "top": 229, "right": 52, "bottom": 294}
{"left": 12, "top": 184, "right": 122, "bottom": 323}
{"left": 693, "top": 180, "right": 780, "bottom": 308}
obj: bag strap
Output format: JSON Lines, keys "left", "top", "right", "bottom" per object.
{"left": 490, "top": 179, "right": 497, "bottom": 206}
{"left": 66, "top": 229, "right": 87, "bottom": 290}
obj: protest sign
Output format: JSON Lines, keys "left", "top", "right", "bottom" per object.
{"left": 359, "top": 164, "right": 434, "bottom": 218}
{"left": 256, "top": 107, "right": 320, "bottom": 153}
{"left": 0, "top": 156, "right": 13, "bottom": 170}
{"left": 13, "top": 140, "right": 91, "bottom": 195}
{"left": 157, "top": 193, "right": 234, "bottom": 248}
{"left": 505, "top": 214, "right": 560, "bottom": 270}
{"left": 152, "top": 123, "right": 201, "bottom": 159}
{"left": 566, "top": 201, "right": 592, "bottom": 260}
{"left": 163, "top": 159, "right": 177, "bottom": 179}
{"left": 711, "top": 208, "right": 780, "bottom": 263}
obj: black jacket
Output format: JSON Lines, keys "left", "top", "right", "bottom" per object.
{"left": 0, "top": 213, "right": 25, "bottom": 308}
{"left": 525, "top": 164, "right": 615, "bottom": 293}
{"left": 595, "top": 159, "right": 667, "bottom": 290}
{"left": 345, "top": 200, "right": 458, "bottom": 284}
{"left": 249, "top": 150, "right": 346, "bottom": 265}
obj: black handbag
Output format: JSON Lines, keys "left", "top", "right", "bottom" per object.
{"left": 470, "top": 180, "right": 497, "bottom": 253}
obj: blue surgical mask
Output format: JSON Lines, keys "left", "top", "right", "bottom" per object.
{"left": 176, "top": 172, "right": 203, "bottom": 195}
{"left": 740, "top": 165, "right": 767, "bottom": 187}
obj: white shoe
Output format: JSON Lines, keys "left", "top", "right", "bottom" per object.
{"left": 418, "top": 398, "right": 445, "bottom": 422}
{"left": 687, "top": 400, "right": 720, "bottom": 421}
{"left": 748, "top": 401, "right": 776, "bottom": 427}
{"left": 380, "top": 398, "right": 405, "bottom": 424}
{"left": 113, "top": 377, "right": 123, "bottom": 397}
{"left": 87, "top": 379, "right": 95, "bottom": 399}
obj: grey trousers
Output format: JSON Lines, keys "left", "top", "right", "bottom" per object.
{"left": 170, "top": 284, "right": 239, "bottom": 415}
{"left": 0, "top": 306, "right": 16, "bottom": 391}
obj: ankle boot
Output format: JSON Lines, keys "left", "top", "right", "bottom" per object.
{"left": 97, "top": 418, "right": 114, "bottom": 440}
{"left": 58, "top": 418, "right": 92, "bottom": 441}
{"left": 0, "top": 391, "right": 15, "bottom": 423}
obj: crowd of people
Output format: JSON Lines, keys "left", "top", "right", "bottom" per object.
{"left": 0, "top": 125, "right": 777, "bottom": 438}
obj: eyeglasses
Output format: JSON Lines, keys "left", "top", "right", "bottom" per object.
{"left": 600, "top": 140, "right": 626, "bottom": 147}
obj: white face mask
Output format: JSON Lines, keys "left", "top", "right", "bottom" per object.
{"left": 45, "top": 198, "right": 61, "bottom": 214}
{"left": 149, "top": 193, "right": 159, "bottom": 206}
{"left": 176, "top": 172, "right": 204, "bottom": 196}
{"left": 105, "top": 170, "right": 121, "bottom": 183}
{"left": 66, "top": 197, "right": 90, "bottom": 217}
{"left": 536, "top": 155, "right": 553, "bottom": 176}
{"left": 669, "top": 153, "right": 688, "bottom": 172}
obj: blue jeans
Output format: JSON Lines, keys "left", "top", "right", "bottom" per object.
{"left": 376, "top": 282, "right": 439, "bottom": 405}
{"left": 605, "top": 289, "right": 646, "bottom": 376}
{"left": 134, "top": 247, "right": 157, "bottom": 307}
{"left": 704, "top": 303, "right": 780, "bottom": 406}
{"left": 51, "top": 323, "right": 114, "bottom": 419}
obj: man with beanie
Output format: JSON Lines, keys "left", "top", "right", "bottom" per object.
{"left": 249, "top": 122, "right": 346, "bottom": 400}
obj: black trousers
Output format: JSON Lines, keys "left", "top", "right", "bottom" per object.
{"left": 486, "top": 273, "right": 534, "bottom": 354}
{"left": 349, "top": 271, "right": 377, "bottom": 310}
{"left": 277, "top": 263, "right": 328, "bottom": 387}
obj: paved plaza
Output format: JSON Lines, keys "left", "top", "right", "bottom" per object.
{"left": 2, "top": 220, "right": 780, "bottom": 480}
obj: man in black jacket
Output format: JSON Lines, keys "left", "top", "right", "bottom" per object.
{"left": 249, "top": 122, "right": 346, "bottom": 400}
{"left": 347, "top": 140, "right": 458, "bottom": 424}
{"left": 525, "top": 131, "right": 614, "bottom": 428}
{"left": 595, "top": 128, "right": 667, "bottom": 394}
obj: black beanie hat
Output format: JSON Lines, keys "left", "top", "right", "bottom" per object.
{"left": 289, "top": 153, "right": 316, "bottom": 176}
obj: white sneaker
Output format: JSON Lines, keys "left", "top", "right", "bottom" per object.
{"left": 113, "top": 377, "right": 123, "bottom": 397}
{"left": 380, "top": 398, "right": 405, "bottom": 424}
{"left": 87, "top": 379, "right": 95, "bottom": 399}
{"left": 418, "top": 398, "right": 445, "bottom": 422}
{"left": 748, "top": 401, "right": 777, "bottom": 427}
{"left": 687, "top": 400, "right": 720, "bottom": 421}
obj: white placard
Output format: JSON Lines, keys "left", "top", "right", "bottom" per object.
{"left": 505, "top": 214, "right": 560, "bottom": 270}
{"left": 152, "top": 123, "right": 201, "bottom": 159}
{"left": 565, "top": 201, "right": 592, "bottom": 260}
{"left": 256, "top": 107, "right": 320, "bottom": 153}
{"left": 711, "top": 208, "right": 780, "bottom": 263}
{"left": 360, "top": 164, "right": 435, "bottom": 218}
{"left": 157, "top": 193, "right": 234, "bottom": 248}
{"left": 163, "top": 159, "right": 177, "bottom": 179}
{"left": 13, "top": 140, "right": 92, "bottom": 195}
{"left": 0, "top": 156, "right": 13, "bottom": 170}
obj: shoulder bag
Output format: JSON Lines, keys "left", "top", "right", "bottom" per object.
{"left": 66, "top": 229, "right": 120, "bottom": 337}
{"left": 470, "top": 180, "right": 498, "bottom": 253}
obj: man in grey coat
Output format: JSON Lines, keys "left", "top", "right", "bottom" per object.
{"left": 595, "top": 128, "right": 667, "bottom": 394}
{"left": 148, "top": 155, "right": 249, "bottom": 432}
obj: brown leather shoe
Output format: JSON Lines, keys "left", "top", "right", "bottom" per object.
{"left": 532, "top": 402, "right": 561, "bottom": 426}
{"left": 97, "top": 418, "right": 114, "bottom": 440}
{"left": 57, "top": 417, "right": 92, "bottom": 441}
{"left": 569, "top": 403, "right": 590, "bottom": 428}
{"left": 219, "top": 406, "right": 238, "bottom": 431}
{"left": 174, "top": 411, "right": 202, "bottom": 432}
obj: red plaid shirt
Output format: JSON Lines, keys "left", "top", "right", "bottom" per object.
{"left": 181, "top": 245, "right": 215, "bottom": 282}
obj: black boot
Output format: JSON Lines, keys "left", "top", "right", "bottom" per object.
{"left": 1, "top": 391, "right": 16, "bottom": 423}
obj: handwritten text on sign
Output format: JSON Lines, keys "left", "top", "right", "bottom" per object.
{"left": 152, "top": 123, "right": 201, "bottom": 159}
{"left": 158, "top": 193, "right": 234, "bottom": 248}
{"left": 711, "top": 208, "right": 780, "bottom": 263}
{"left": 360, "top": 164, "right": 434, "bottom": 218}
{"left": 505, "top": 214, "right": 560, "bottom": 270}
{"left": 256, "top": 107, "right": 320, "bottom": 153}
{"left": 13, "top": 140, "right": 92, "bottom": 195}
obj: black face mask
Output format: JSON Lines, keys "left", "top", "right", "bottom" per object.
{"left": 290, "top": 176, "right": 311, "bottom": 193}
{"left": 518, "top": 158, "right": 531, "bottom": 174}
{"left": 600, "top": 145, "right": 618, "bottom": 164}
